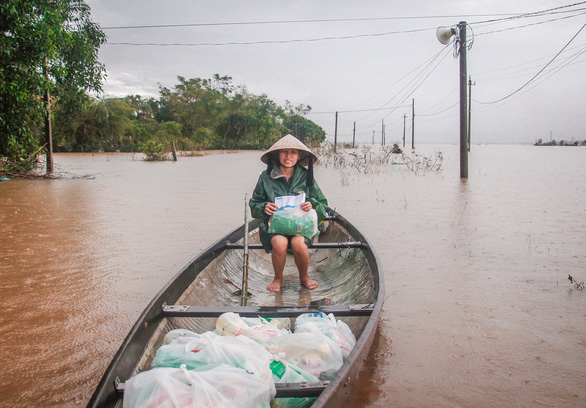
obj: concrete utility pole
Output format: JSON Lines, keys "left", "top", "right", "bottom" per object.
{"left": 411, "top": 99, "right": 415, "bottom": 149}
{"left": 334, "top": 111, "right": 338, "bottom": 153}
{"left": 402, "top": 114, "right": 407, "bottom": 147}
{"left": 458, "top": 21, "right": 468, "bottom": 179}
{"left": 468, "top": 75, "right": 476, "bottom": 152}
{"left": 381, "top": 120, "right": 385, "bottom": 146}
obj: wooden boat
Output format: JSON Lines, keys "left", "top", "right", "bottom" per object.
{"left": 88, "top": 208, "right": 384, "bottom": 407}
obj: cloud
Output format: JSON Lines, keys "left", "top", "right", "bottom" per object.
{"left": 87, "top": 0, "right": 586, "bottom": 144}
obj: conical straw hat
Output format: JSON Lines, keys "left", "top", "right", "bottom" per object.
{"left": 260, "top": 134, "right": 317, "bottom": 164}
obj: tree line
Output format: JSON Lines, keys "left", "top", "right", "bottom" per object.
{"left": 53, "top": 75, "right": 326, "bottom": 155}
{"left": 1, "top": 0, "right": 325, "bottom": 172}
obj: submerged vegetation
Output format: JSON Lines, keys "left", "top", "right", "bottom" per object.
{"left": 568, "top": 274, "right": 584, "bottom": 290}
{"left": 315, "top": 143, "right": 446, "bottom": 175}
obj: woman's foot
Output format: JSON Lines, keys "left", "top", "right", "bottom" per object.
{"left": 267, "top": 278, "right": 283, "bottom": 292}
{"left": 300, "top": 276, "right": 319, "bottom": 290}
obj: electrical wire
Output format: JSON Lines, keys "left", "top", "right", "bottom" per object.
{"left": 103, "top": 3, "right": 586, "bottom": 47}
{"left": 476, "top": 22, "right": 586, "bottom": 105}
{"left": 470, "top": 1, "right": 586, "bottom": 25}
{"left": 417, "top": 101, "right": 460, "bottom": 117}
{"left": 106, "top": 27, "right": 434, "bottom": 46}
{"left": 474, "top": 10, "right": 586, "bottom": 36}
{"left": 100, "top": 12, "right": 562, "bottom": 30}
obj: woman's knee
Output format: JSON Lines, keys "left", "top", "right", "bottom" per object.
{"left": 290, "top": 236, "right": 308, "bottom": 252}
{"left": 271, "top": 235, "right": 289, "bottom": 253}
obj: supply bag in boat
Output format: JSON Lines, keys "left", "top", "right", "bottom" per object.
{"left": 269, "top": 356, "right": 318, "bottom": 408}
{"left": 268, "top": 207, "right": 318, "bottom": 238}
{"left": 216, "top": 312, "right": 290, "bottom": 343}
{"left": 123, "top": 364, "right": 274, "bottom": 408}
{"left": 151, "top": 331, "right": 274, "bottom": 388}
{"left": 263, "top": 332, "right": 343, "bottom": 381}
{"left": 294, "top": 312, "right": 356, "bottom": 360}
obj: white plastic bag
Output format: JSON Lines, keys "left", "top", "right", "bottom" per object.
{"left": 152, "top": 331, "right": 274, "bottom": 389}
{"left": 269, "top": 353, "right": 318, "bottom": 383}
{"left": 241, "top": 316, "right": 291, "bottom": 331}
{"left": 123, "top": 364, "right": 273, "bottom": 408}
{"left": 216, "top": 312, "right": 289, "bottom": 344}
{"left": 294, "top": 313, "right": 356, "bottom": 359}
{"left": 269, "top": 354, "right": 319, "bottom": 408}
{"left": 263, "top": 332, "right": 343, "bottom": 380}
{"left": 163, "top": 329, "right": 201, "bottom": 345}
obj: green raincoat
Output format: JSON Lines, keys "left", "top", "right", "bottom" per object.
{"left": 249, "top": 164, "right": 328, "bottom": 253}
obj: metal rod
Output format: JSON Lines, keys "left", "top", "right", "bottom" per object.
{"left": 162, "top": 304, "right": 375, "bottom": 318}
{"left": 226, "top": 241, "right": 365, "bottom": 250}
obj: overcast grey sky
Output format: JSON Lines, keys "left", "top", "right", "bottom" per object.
{"left": 85, "top": 0, "right": 586, "bottom": 145}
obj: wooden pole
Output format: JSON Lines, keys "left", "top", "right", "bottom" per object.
{"left": 241, "top": 194, "right": 250, "bottom": 306}
{"left": 352, "top": 121, "right": 356, "bottom": 148}
{"left": 334, "top": 111, "right": 338, "bottom": 153}
{"left": 171, "top": 140, "right": 178, "bottom": 161}
{"left": 44, "top": 58, "right": 53, "bottom": 174}
{"left": 458, "top": 21, "right": 468, "bottom": 179}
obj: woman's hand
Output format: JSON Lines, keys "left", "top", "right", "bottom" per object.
{"left": 300, "top": 201, "right": 313, "bottom": 212}
{"left": 265, "top": 202, "right": 278, "bottom": 216}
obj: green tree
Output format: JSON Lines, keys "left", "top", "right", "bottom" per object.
{"left": 282, "top": 101, "right": 325, "bottom": 147}
{"left": 158, "top": 76, "right": 230, "bottom": 138}
{"left": 0, "top": 0, "right": 105, "bottom": 166}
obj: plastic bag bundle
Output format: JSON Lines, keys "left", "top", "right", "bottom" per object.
{"left": 152, "top": 331, "right": 274, "bottom": 389}
{"left": 269, "top": 354, "right": 318, "bottom": 383}
{"left": 216, "top": 312, "right": 290, "bottom": 344}
{"left": 163, "top": 328, "right": 205, "bottom": 345}
{"left": 268, "top": 207, "right": 318, "bottom": 238}
{"left": 263, "top": 332, "right": 343, "bottom": 381}
{"left": 269, "top": 354, "right": 318, "bottom": 408}
{"left": 241, "top": 316, "right": 291, "bottom": 331}
{"left": 294, "top": 313, "right": 356, "bottom": 359}
{"left": 123, "top": 364, "right": 274, "bottom": 408}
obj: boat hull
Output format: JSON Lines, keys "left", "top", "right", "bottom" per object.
{"left": 89, "top": 209, "right": 384, "bottom": 407}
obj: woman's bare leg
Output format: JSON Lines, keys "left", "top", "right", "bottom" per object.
{"left": 268, "top": 235, "right": 288, "bottom": 291}
{"left": 291, "top": 236, "right": 318, "bottom": 289}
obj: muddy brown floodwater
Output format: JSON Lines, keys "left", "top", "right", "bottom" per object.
{"left": 0, "top": 145, "right": 584, "bottom": 407}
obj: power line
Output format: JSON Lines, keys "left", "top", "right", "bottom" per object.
{"left": 102, "top": 3, "right": 586, "bottom": 47}
{"left": 475, "top": 10, "right": 586, "bottom": 36}
{"left": 101, "top": 13, "right": 550, "bottom": 30}
{"left": 470, "top": 1, "right": 586, "bottom": 25}
{"left": 107, "top": 27, "right": 433, "bottom": 46}
{"left": 476, "top": 22, "right": 586, "bottom": 105}
{"left": 417, "top": 101, "right": 459, "bottom": 117}
{"left": 310, "top": 105, "right": 411, "bottom": 114}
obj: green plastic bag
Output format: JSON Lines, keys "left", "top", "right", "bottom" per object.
{"left": 268, "top": 207, "right": 318, "bottom": 238}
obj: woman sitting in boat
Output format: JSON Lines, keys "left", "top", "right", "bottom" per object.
{"left": 249, "top": 134, "right": 328, "bottom": 292}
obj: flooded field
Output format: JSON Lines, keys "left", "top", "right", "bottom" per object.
{"left": 0, "top": 144, "right": 584, "bottom": 407}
